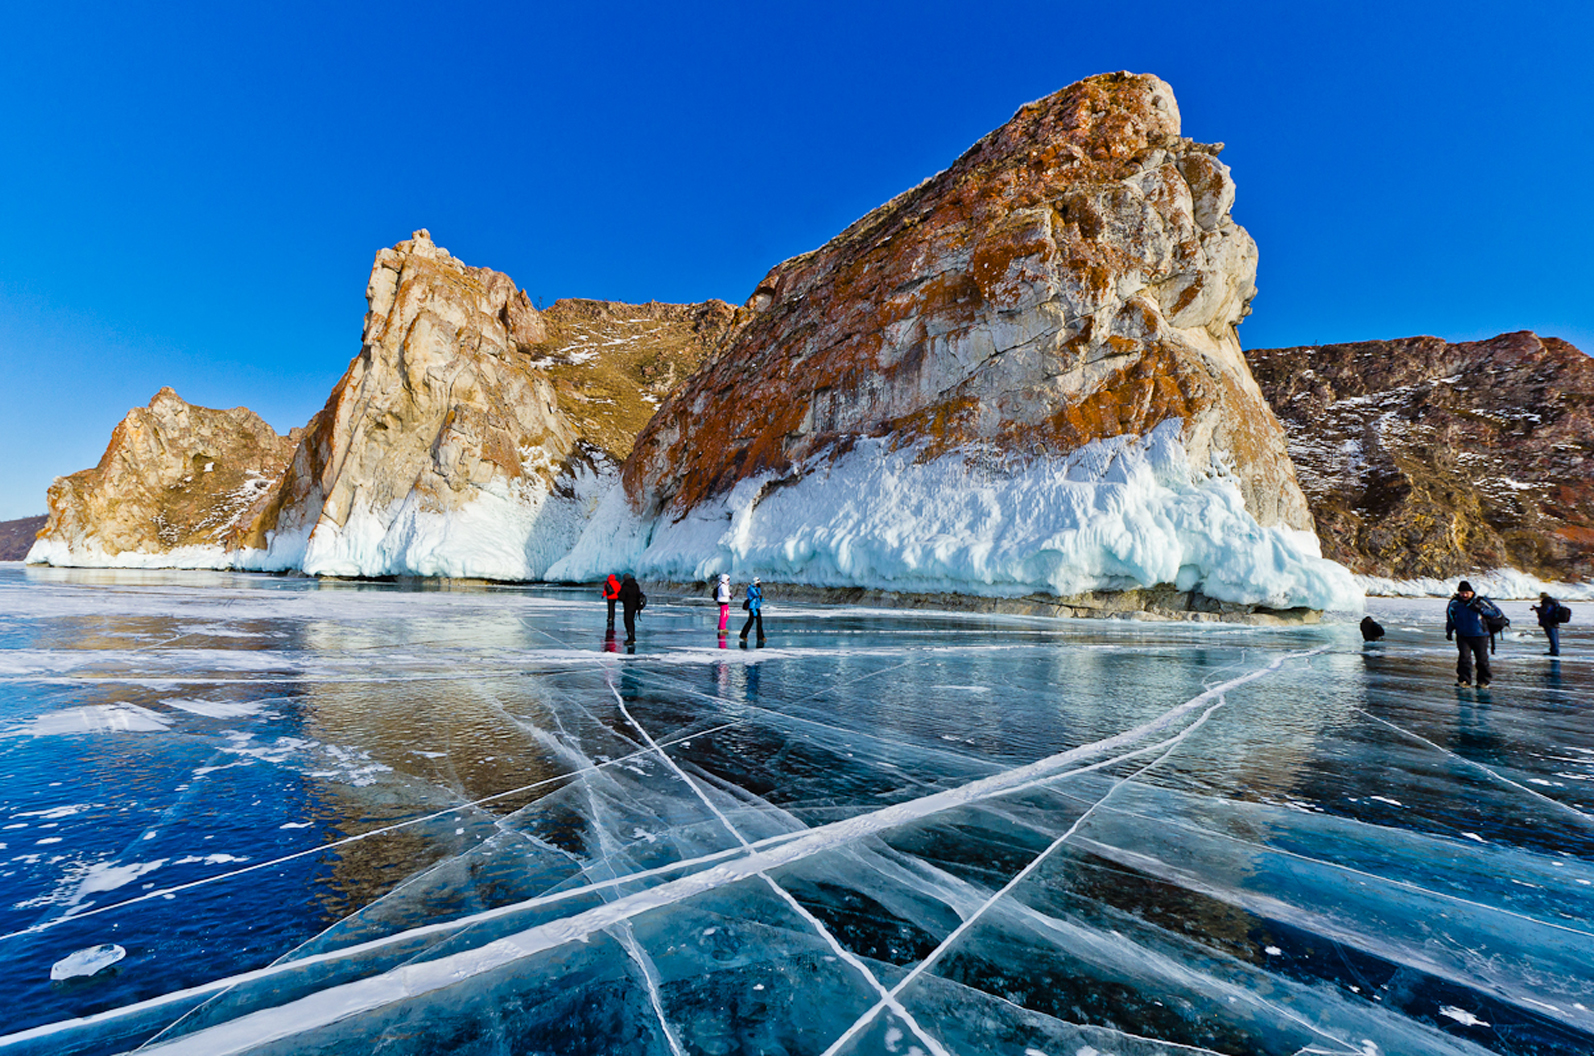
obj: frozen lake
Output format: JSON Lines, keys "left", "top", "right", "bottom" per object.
{"left": 0, "top": 564, "right": 1589, "bottom": 1055}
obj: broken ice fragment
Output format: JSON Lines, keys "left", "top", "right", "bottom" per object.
{"left": 50, "top": 943, "right": 126, "bottom": 981}
{"left": 1439, "top": 1006, "right": 1490, "bottom": 1027}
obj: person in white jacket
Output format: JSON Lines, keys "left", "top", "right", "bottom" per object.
{"left": 714, "top": 573, "right": 732, "bottom": 635}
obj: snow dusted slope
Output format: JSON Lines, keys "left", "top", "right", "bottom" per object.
{"left": 1246, "top": 331, "right": 1594, "bottom": 588}
{"left": 553, "top": 421, "right": 1359, "bottom": 611}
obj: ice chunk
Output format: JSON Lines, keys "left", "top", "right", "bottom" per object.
{"left": 11, "top": 704, "right": 171, "bottom": 736}
{"left": 49, "top": 944, "right": 126, "bottom": 981}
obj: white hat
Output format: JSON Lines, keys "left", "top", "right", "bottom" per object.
{"left": 753, "top": 577, "right": 761, "bottom": 584}
{"left": 719, "top": 573, "right": 730, "bottom": 580}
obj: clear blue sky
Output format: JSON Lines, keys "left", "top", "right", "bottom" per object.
{"left": 3, "top": 0, "right": 1591, "bottom": 519}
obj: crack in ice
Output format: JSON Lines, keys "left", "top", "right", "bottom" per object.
{"left": 2, "top": 647, "right": 1330, "bottom": 1052}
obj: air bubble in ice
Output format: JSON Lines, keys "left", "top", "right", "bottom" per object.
{"left": 51, "top": 943, "right": 126, "bottom": 981}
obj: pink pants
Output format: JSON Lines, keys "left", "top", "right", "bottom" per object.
{"left": 718, "top": 604, "right": 730, "bottom": 631}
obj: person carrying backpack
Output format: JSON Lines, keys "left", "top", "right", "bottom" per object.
{"left": 1531, "top": 591, "right": 1568, "bottom": 657}
{"left": 739, "top": 577, "right": 765, "bottom": 646}
{"left": 619, "top": 572, "right": 645, "bottom": 645}
{"left": 1445, "top": 580, "right": 1495, "bottom": 687}
{"left": 602, "top": 572, "right": 622, "bottom": 631}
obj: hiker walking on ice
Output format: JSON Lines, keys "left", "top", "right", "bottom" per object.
{"left": 602, "top": 572, "right": 621, "bottom": 631}
{"left": 1445, "top": 580, "right": 1493, "bottom": 688}
{"left": 714, "top": 573, "right": 732, "bottom": 635}
{"left": 740, "top": 577, "right": 765, "bottom": 646}
{"left": 1532, "top": 591, "right": 1566, "bottom": 657}
{"left": 619, "top": 572, "right": 645, "bottom": 645}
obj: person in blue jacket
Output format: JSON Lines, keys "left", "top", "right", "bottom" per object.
{"left": 1531, "top": 591, "right": 1563, "bottom": 657}
{"left": 1445, "top": 580, "right": 1491, "bottom": 687}
{"left": 739, "top": 577, "right": 765, "bottom": 645}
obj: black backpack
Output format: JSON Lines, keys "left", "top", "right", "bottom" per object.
{"left": 637, "top": 590, "right": 647, "bottom": 612}
{"left": 1469, "top": 596, "right": 1509, "bottom": 651}
{"left": 1554, "top": 602, "right": 1572, "bottom": 624}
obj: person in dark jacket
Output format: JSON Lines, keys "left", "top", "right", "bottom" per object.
{"left": 602, "top": 572, "right": 622, "bottom": 631}
{"left": 1531, "top": 591, "right": 1562, "bottom": 657}
{"left": 1359, "top": 616, "right": 1385, "bottom": 642}
{"left": 1445, "top": 580, "right": 1491, "bottom": 687}
{"left": 739, "top": 577, "right": 765, "bottom": 645}
{"left": 618, "top": 573, "right": 644, "bottom": 644}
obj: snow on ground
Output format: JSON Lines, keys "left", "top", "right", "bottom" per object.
{"left": 553, "top": 422, "right": 1363, "bottom": 612}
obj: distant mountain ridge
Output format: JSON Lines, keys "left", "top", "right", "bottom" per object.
{"left": 1245, "top": 331, "right": 1594, "bottom": 584}
{"left": 0, "top": 515, "right": 47, "bottom": 561}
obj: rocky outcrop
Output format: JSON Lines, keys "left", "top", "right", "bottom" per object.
{"left": 26, "top": 389, "right": 297, "bottom": 567}
{"left": 0, "top": 515, "right": 47, "bottom": 561}
{"left": 1245, "top": 331, "right": 1594, "bottom": 583}
{"left": 556, "top": 72, "right": 1354, "bottom": 611}
{"left": 623, "top": 72, "right": 1305, "bottom": 530}
{"left": 31, "top": 231, "right": 731, "bottom": 577}
{"left": 239, "top": 231, "right": 732, "bottom": 578}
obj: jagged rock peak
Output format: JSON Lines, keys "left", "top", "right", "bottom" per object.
{"left": 1246, "top": 330, "right": 1594, "bottom": 583}
{"left": 28, "top": 388, "right": 295, "bottom": 564}
{"left": 365, "top": 229, "right": 547, "bottom": 356}
{"left": 556, "top": 73, "right": 1353, "bottom": 612}
{"left": 626, "top": 71, "right": 1306, "bottom": 532}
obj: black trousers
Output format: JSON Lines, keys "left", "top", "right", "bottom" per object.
{"left": 740, "top": 609, "right": 764, "bottom": 640}
{"left": 1455, "top": 635, "right": 1491, "bottom": 684}
{"left": 623, "top": 606, "right": 638, "bottom": 641}
{"left": 606, "top": 598, "right": 617, "bottom": 628}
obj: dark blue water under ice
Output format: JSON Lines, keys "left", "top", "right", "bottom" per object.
{"left": 0, "top": 564, "right": 1589, "bottom": 1055}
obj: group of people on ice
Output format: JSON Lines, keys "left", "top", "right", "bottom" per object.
{"left": 602, "top": 571, "right": 766, "bottom": 647}
{"left": 1360, "top": 580, "right": 1571, "bottom": 687}
{"left": 713, "top": 573, "right": 766, "bottom": 644}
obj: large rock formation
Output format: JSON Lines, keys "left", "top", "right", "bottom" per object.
{"left": 31, "top": 231, "right": 732, "bottom": 577}
{"left": 26, "top": 389, "right": 297, "bottom": 567}
{"left": 1245, "top": 331, "right": 1594, "bottom": 584}
{"left": 555, "top": 72, "right": 1355, "bottom": 610}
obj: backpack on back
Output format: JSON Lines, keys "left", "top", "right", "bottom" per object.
{"left": 1469, "top": 596, "right": 1510, "bottom": 651}
{"left": 1554, "top": 602, "right": 1572, "bottom": 624}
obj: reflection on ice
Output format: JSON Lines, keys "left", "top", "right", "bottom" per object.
{"left": 0, "top": 567, "right": 1589, "bottom": 1054}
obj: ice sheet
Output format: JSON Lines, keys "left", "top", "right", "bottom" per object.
{"left": 0, "top": 565, "right": 1588, "bottom": 1055}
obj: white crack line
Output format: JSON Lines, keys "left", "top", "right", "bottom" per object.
{"left": 4, "top": 646, "right": 1328, "bottom": 1052}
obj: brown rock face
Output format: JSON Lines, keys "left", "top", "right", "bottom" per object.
{"left": 30, "top": 231, "right": 731, "bottom": 577}
{"left": 240, "top": 231, "right": 732, "bottom": 577}
{"left": 1245, "top": 332, "right": 1594, "bottom": 581}
{"left": 625, "top": 72, "right": 1311, "bottom": 532}
{"left": 30, "top": 388, "right": 296, "bottom": 563}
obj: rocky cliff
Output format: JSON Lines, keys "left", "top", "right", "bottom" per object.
{"left": 26, "top": 389, "right": 298, "bottom": 567}
{"left": 1245, "top": 331, "right": 1594, "bottom": 584}
{"left": 31, "top": 231, "right": 732, "bottom": 576}
{"left": 555, "top": 72, "right": 1355, "bottom": 611}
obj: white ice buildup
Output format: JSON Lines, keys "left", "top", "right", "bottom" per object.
{"left": 551, "top": 422, "right": 1363, "bottom": 612}
{"left": 50, "top": 944, "right": 126, "bottom": 981}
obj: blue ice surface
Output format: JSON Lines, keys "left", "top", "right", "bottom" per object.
{"left": 0, "top": 563, "right": 1589, "bottom": 1055}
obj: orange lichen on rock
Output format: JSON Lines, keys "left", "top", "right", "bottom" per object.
{"left": 623, "top": 72, "right": 1311, "bottom": 533}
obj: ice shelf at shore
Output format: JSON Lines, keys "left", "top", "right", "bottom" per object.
{"left": 552, "top": 423, "right": 1364, "bottom": 613}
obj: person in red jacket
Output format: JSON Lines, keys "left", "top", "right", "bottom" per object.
{"left": 602, "top": 572, "right": 621, "bottom": 631}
